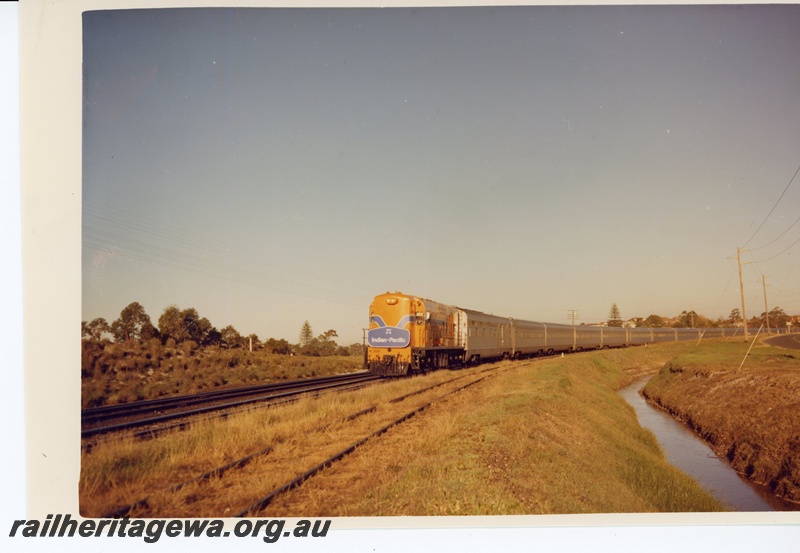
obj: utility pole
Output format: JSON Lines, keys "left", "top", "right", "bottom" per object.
{"left": 735, "top": 247, "right": 750, "bottom": 340}
{"left": 362, "top": 328, "right": 369, "bottom": 369}
{"left": 762, "top": 274, "right": 770, "bottom": 334}
{"left": 567, "top": 309, "right": 579, "bottom": 326}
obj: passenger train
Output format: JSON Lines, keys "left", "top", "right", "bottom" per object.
{"left": 365, "top": 291, "right": 751, "bottom": 376}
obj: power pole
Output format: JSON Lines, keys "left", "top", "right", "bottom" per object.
{"left": 362, "top": 328, "right": 368, "bottom": 369}
{"left": 762, "top": 274, "right": 770, "bottom": 334}
{"left": 734, "top": 247, "right": 750, "bottom": 340}
{"left": 567, "top": 309, "right": 579, "bottom": 326}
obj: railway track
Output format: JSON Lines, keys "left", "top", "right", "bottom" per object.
{"left": 93, "top": 363, "right": 511, "bottom": 518}
{"left": 81, "top": 371, "right": 382, "bottom": 439}
{"left": 235, "top": 370, "right": 496, "bottom": 517}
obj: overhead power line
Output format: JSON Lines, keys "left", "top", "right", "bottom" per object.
{"left": 750, "top": 215, "right": 800, "bottom": 251}
{"left": 82, "top": 199, "right": 367, "bottom": 307}
{"left": 755, "top": 235, "right": 800, "bottom": 264}
{"left": 742, "top": 163, "right": 800, "bottom": 248}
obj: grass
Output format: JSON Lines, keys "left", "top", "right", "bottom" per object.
{"left": 80, "top": 370, "right": 477, "bottom": 516}
{"left": 642, "top": 338, "right": 800, "bottom": 503}
{"left": 263, "top": 345, "right": 724, "bottom": 516}
{"left": 81, "top": 341, "right": 728, "bottom": 516}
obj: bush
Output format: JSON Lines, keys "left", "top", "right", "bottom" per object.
{"left": 81, "top": 340, "right": 365, "bottom": 408}
{"left": 178, "top": 340, "right": 198, "bottom": 355}
{"left": 81, "top": 341, "right": 104, "bottom": 378}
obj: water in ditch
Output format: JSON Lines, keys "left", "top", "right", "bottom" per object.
{"left": 619, "top": 377, "right": 799, "bottom": 512}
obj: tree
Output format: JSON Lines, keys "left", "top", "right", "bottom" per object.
{"left": 204, "top": 327, "right": 222, "bottom": 348}
{"left": 642, "top": 314, "right": 666, "bottom": 328}
{"left": 82, "top": 317, "right": 110, "bottom": 341}
{"left": 347, "top": 343, "right": 365, "bottom": 357}
{"left": 674, "top": 309, "right": 710, "bottom": 328}
{"left": 299, "top": 321, "right": 314, "bottom": 347}
{"left": 110, "top": 302, "right": 156, "bottom": 342}
{"left": 769, "top": 307, "right": 792, "bottom": 329}
{"left": 246, "top": 334, "right": 261, "bottom": 351}
{"left": 762, "top": 307, "right": 790, "bottom": 330}
{"left": 673, "top": 310, "right": 692, "bottom": 328}
{"left": 158, "top": 305, "right": 217, "bottom": 346}
{"left": 299, "top": 328, "right": 339, "bottom": 356}
{"left": 265, "top": 338, "right": 292, "bottom": 355}
{"left": 158, "top": 305, "right": 189, "bottom": 343}
{"left": 607, "top": 304, "right": 623, "bottom": 327}
{"left": 729, "top": 308, "right": 742, "bottom": 325}
{"left": 180, "top": 308, "right": 206, "bottom": 343}
{"left": 221, "top": 325, "right": 243, "bottom": 349}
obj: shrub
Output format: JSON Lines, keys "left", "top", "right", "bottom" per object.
{"left": 179, "top": 340, "right": 198, "bottom": 355}
{"left": 81, "top": 341, "right": 105, "bottom": 378}
{"left": 82, "top": 341, "right": 365, "bottom": 407}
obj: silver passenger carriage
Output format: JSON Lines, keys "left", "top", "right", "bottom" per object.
{"left": 459, "top": 309, "right": 513, "bottom": 363}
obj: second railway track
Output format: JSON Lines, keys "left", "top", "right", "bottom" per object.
{"left": 81, "top": 371, "right": 382, "bottom": 439}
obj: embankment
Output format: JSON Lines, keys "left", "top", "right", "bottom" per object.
{"left": 641, "top": 340, "right": 800, "bottom": 504}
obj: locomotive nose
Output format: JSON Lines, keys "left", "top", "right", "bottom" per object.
{"left": 366, "top": 292, "right": 417, "bottom": 376}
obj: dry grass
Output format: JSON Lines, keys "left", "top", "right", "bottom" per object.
{"left": 80, "top": 342, "right": 727, "bottom": 517}
{"left": 80, "top": 369, "right": 486, "bottom": 516}
{"left": 642, "top": 339, "right": 800, "bottom": 503}
{"left": 265, "top": 346, "right": 722, "bottom": 516}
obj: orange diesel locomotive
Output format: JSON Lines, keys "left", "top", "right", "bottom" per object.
{"left": 366, "top": 292, "right": 465, "bottom": 376}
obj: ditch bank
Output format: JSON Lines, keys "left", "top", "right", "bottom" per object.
{"left": 641, "top": 340, "right": 800, "bottom": 505}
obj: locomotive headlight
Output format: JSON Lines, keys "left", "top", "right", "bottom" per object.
{"left": 385, "top": 298, "right": 398, "bottom": 305}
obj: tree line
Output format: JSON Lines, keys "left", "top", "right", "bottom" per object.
{"left": 82, "top": 302, "right": 364, "bottom": 357}
{"left": 606, "top": 303, "right": 795, "bottom": 330}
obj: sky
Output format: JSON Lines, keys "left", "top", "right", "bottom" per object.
{"left": 82, "top": 5, "right": 800, "bottom": 346}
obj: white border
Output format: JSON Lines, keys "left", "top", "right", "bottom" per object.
{"left": 16, "top": 2, "right": 800, "bottom": 550}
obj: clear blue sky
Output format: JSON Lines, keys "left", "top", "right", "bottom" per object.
{"left": 82, "top": 5, "right": 800, "bottom": 345}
